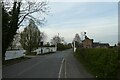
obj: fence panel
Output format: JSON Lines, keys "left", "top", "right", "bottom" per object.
{"left": 5, "top": 50, "right": 26, "bottom": 60}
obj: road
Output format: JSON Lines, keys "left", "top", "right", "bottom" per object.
{"left": 3, "top": 49, "right": 94, "bottom": 78}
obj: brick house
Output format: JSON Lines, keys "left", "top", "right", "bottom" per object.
{"left": 82, "top": 35, "right": 109, "bottom": 48}
{"left": 82, "top": 36, "right": 93, "bottom": 48}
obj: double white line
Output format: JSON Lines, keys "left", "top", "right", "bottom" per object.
{"left": 58, "top": 58, "right": 67, "bottom": 80}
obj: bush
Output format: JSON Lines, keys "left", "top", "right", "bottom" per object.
{"left": 26, "top": 52, "right": 37, "bottom": 55}
{"left": 57, "top": 43, "right": 72, "bottom": 51}
{"left": 75, "top": 48, "right": 118, "bottom": 78}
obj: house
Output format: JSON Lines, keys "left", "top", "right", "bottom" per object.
{"left": 82, "top": 35, "right": 93, "bottom": 48}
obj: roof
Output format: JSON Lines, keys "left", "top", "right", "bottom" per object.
{"left": 99, "top": 43, "right": 109, "bottom": 47}
{"left": 82, "top": 35, "right": 93, "bottom": 42}
{"left": 93, "top": 42, "right": 109, "bottom": 47}
{"left": 93, "top": 42, "right": 100, "bottom": 47}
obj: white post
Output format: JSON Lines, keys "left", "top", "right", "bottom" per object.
{"left": 73, "top": 41, "right": 76, "bottom": 52}
{"left": 55, "top": 43, "right": 57, "bottom": 51}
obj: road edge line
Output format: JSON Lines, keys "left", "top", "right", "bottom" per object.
{"left": 65, "top": 60, "right": 67, "bottom": 78}
{"left": 58, "top": 58, "right": 64, "bottom": 80}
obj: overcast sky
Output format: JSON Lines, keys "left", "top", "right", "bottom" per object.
{"left": 37, "top": 2, "right": 118, "bottom": 46}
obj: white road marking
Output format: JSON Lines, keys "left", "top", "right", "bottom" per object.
{"left": 65, "top": 60, "right": 67, "bottom": 78}
{"left": 58, "top": 58, "right": 65, "bottom": 80}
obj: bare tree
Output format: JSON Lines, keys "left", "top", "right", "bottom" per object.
{"left": 73, "top": 33, "right": 82, "bottom": 43}
{"left": 3, "top": 0, "right": 49, "bottom": 26}
{"left": 40, "top": 32, "right": 47, "bottom": 43}
{"left": 2, "top": 0, "right": 49, "bottom": 61}
{"left": 51, "top": 35, "right": 64, "bottom": 45}
{"left": 18, "top": 0, "right": 49, "bottom": 26}
{"left": 72, "top": 33, "right": 82, "bottom": 48}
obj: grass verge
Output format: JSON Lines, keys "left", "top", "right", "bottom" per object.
{"left": 3, "top": 57, "right": 31, "bottom": 67}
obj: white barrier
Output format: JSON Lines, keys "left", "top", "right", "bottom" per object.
{"left": 34, "top": 47, "right": 57, "bottom": 55}
{"left": 5, "top": 47, "right": 57, "bottom": 60}
{"left": 5, "top": 50, "right": 26, "bottom": 60}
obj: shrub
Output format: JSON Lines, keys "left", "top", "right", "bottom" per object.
{"left": 26, "top": 52, "right": 37, "bottom": 55}
{"left": 57, "top": 43, "right": 72, "bottom": 51}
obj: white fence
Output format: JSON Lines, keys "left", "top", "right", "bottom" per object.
{"left": 5, "top": 47, "right": 57, "bottom": 60}
{"left": 5, "top": 50, "right": 26, "bottom": 60}
{"left": 34, "top": 47, "right": 57, "bottom": 55}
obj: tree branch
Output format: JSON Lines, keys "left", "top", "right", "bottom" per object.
{"left": 17, "top": 1, "right": 48, "bottom": 27}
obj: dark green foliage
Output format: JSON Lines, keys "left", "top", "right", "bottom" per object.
{"left": 43, "top": 42, "right": 51, "bottom": 47}
{"left": 75, "top": 48, "right": 118, "bottom": 78}
{"left": 2, "top": 2, "right": 21, "bottom": 61}
{"left": 43, "top": 45, "right": 55, "bottom": 47}
{"left": 117, "top": 47, "right": 120, "bottom": 79}
{"left": 57, "top": 43, "right": 72, "bottom": 51}
{"left": 26, "top": 52, "right": 37, "bottom": 55}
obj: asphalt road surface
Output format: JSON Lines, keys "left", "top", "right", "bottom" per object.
{"left": 3, "top": 49, "right": 94, "bottom": 78}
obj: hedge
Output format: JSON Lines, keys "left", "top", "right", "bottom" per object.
{"left": 75, "top": 48, "right": 118, "bottom": 78}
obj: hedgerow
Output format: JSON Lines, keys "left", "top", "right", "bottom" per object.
{"left": 75, "top": 48, "right": 118, "bottom": 78}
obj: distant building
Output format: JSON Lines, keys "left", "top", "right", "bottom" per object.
{"left": 98, "top": 43, "right": 109, "bottom": 48}
{"left": 93, "top": 42, "right": 100, "bottom": 48}
{"left": 82, "top": 35, "right": 109, "bottom": 48}
{"left": 93, "top": 42, "right": 109, "bottom": 48}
